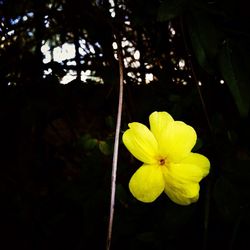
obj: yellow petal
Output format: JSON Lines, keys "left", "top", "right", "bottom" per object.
{"left": 162, "top": 164, "right": 200, "bottom": 205}
{"left": 149, "top": 111, "right": 174, "bottom": 142}
{"left": 180, "top": 153, "right": 210, "bottom": 179}
{"left": 158, "top": 121, "right": 197, "bottom": 162}
{"left": 129, "top": 164, "right": 165, "bottom": 203}
{"left": 122, "top": 122, "right": 158, "bottom": 164}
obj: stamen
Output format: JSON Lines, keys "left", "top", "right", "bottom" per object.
{"left": 159, "top": 158, "right": 165, "bottom": 165}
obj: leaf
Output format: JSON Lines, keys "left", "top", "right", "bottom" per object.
{"left": 187, "top": 8, "right": 223, "bottom": 74}
{"left": 105, "top": 115, "right": 115, "bottom": 129}
{"left": 99, "top": 140, "right": 112, "bottom": 155}
{"left": 116, "top": 184, "right": 130, "bottom": 208}
{"left": 193, "top": 137, "right": 203, "bottom": 151}
{"left": 79, "top": 134, "right": 98, "bottom": 150}
{"left": 157, "top": 0, "right": 187, "bottom": 22}
{"left": 219, "top": 41, "right": 250, "bottom": 117}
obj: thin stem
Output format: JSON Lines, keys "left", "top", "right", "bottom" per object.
{"left": 189, "top": 64, "right": 213, "bottom": 134}
{"left": 106, "top": 34, "right": 124, "bottom": 250}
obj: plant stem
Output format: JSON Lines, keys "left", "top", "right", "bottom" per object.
{"left": 106, "top": 34, "right": 124, "bottom": 250}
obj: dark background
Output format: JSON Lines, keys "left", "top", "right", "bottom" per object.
{"left": 0, "top": 0, "right": 250, "bottom": 249}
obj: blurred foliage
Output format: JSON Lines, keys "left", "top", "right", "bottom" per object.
{"left": 0, "top": 0, "right": 250, "bottom": 249}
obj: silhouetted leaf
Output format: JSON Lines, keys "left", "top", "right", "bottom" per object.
{"left": 193, "top": 138, "right": 203, "bottom": 151}
{"left": 99, "top": 140, "right": 112, "bottom": 155}
{"left": 79, "top": 134, "right": 98, "bottom": 150}
{"left": 187, "top": 8, "right": 223, "bottom": 74}
{"left": 157, "top": 0, "right": 187, "bottom": 22}
{"left": 219, "top": 41, "right": 250, "bottom": 117}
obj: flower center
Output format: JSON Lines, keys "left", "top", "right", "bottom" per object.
{"left": 159, "top": 159, "right": 165, "bottom": 165}
{"left": 158, "top": 156, "right": 168, "bottom": 166}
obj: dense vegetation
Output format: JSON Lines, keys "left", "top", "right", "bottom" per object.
{"left": 0, "top": 0, "right": 250, "bottom": 249}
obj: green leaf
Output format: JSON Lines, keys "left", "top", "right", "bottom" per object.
{"left": 79, "top": 134, "right": 98, "bottom": 150}
{"left": 105, "top": 115, "right": 115, "bottom": 129}
{"left": 99, "top": 140, "right": 112, "bottom": 155}
{"left": 187, "top": 8, "right": 223, "bottom": 74}
{"left": 219, "top": 41, "right": 250, "bottom": 117}
{"left": 187, "top": 23, "right": 212, "bottom": 73}
{"left": 157, "top": 0, "right": 187, "bottom": 22}
{"left": 193, "top": 137, "right": 203, "bottom": 151}
{"left": 116, "top": 184, "right": 129, "bottom": 206}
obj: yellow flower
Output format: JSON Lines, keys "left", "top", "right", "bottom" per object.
{"left": 122, "top": 111, "right": 210, "bottom": 205}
